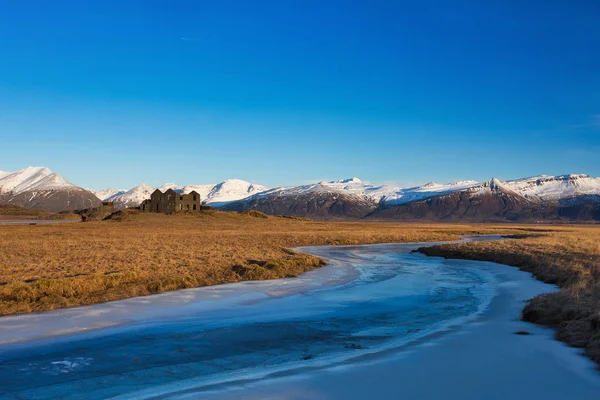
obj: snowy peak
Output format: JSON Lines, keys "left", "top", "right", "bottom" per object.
{"left": 485, "top": 178, "right": 504, "bottom": 191}
{"left": 0, "top": 166, "right": 78, "bottom": 194}
{"left": 320, "top": 177, "right": 366, "bottom": 192}
{"left": 108, "top": 184, "right": 155, "bottom": 209}
{"left": 466, "top": 178, "right": 528, "bottom": 201}
{"left": 202, "top": 179, "right": 268, "bottom": 206}
{"left": 30, "top": 173, "right": 75, "bottom": 191}
{"left": 328, "top": 177, "right": 363, "bottom": 184}
{"left": 91, "top": 189, "right": 126, "bottom": 202}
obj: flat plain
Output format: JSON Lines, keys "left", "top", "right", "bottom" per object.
{"left": 0, "top": 210, "right": 525, "bottom": 315}
{"left": 1, "top": 210, "right": 598, "bottom": 365}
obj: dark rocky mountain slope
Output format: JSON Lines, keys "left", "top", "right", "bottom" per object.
{"left": 222, "top": 191, "right": 378, "bottom": 219}
{"left": 0, "top": 189, "right": 101, "bottom": 213}
{"left": 366, "top": 180, "right": 600, "bottom": 222}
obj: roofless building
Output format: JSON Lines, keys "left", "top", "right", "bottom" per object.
{"left": 140, "top": 189, "right": 201, "bottom": 213}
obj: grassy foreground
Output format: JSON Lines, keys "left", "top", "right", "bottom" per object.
{"left": 0, "top": 204, "right": 50, "bottom": 220}
{"left": 1, "top": 211, "right": 598, "bottom": 366}
{"left": 0, "top": 210, "right": 528, "bottom": 316}
{"left": 419, "top": 226, "right": 600, "bottom": 366}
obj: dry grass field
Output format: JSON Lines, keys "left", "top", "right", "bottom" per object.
{"left": 0, "top": 210, "right": 527, "bottom": 316}
{"left": 0, "top": 204, "right": 51, "bottom": 220}
{"left": 420, "top": 226, "right": 600, "bottom": 365}
{"left": 0, "top": 204, "right": 80, "bottom": 221}
{"left": 1, "top": 210, "right": 598, "bottom": 365}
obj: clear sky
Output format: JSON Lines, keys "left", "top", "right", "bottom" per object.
{"left": 0, "top": 1, "right": 598, "bottom": 190}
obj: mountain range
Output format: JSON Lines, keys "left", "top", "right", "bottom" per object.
{"left": 223, "top": 175, "right": 600, "bottom": 222}
{"left": 1, "top": 166, "right": 600, "bottom": 222}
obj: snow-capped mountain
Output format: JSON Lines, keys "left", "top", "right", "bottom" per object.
{"left": 223, "top": 188, "right": 378, "bottom": 219}
{"left": 468, "top": 177, "right": 528, "bottom": 199}
{"left": 188, "top": 179, "right": 268, "bottom": 207}
{"left": 90, "top": 189, "right": 126, "bottom": 202}
{"left": 0, "top": 166, "right": 101, "bottom": 212}
{"left": 222, "top": 177, "right": 480, "bottom": 219}
{"left": 308, "top": 177, "right": 480, "bottom": 205}
{"left": 502, "top": 174, "right": 600, "bottom": 202}
{"left": 368, "top": 174, "right": 600, "bottom": 222}
{"left": 0, "top": 166, "right": 77, "bottom": 194}
{"left": 100, "top": 179, "right": 269, "bottom": 209}
{"left": 224, "top": 177, "right": 480, "bottom": 208}
{"left": 107, "top": 184, "right": 155, "bottom": 209}
{"left": 225, "top": 174, "right": 600, "bottom": 221}
{"left": 375, "top": 180, "right": 480, "bottom": 205}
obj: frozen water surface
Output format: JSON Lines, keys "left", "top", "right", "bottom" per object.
{"left": 1, "top": 236, "right": 599, "bottom": 399}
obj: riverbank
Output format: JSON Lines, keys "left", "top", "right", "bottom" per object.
{"left": 418, "top": 226, "right": 600, "bottom": 366}
{"left": 1, "top": 239, "right": 599, "bottom": 399}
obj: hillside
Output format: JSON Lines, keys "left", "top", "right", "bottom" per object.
{"left": 222, "top": 189, "right": 378, "bottom": 219}
{"left": 0, "top": 167, "right": 101, "bottom": 212}
{"left": 367, "top": 177, "right": 600, "bottom": 222}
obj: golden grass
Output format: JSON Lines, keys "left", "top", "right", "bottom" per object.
{"left": 0, "top": 210, "right": 529, "bottom": 316}
{"left": 0, "top": 204, "right": 50, "bottom": 219}
{"left": 419, "top": 225, "right": 600, "bottom": 365}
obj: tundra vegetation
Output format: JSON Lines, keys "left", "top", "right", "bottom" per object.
{"left": 0, "top": 210, "right": 598, "bottom": 365}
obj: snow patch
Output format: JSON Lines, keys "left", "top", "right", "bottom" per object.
{"left": 91, "top": 189, "right": 127, "bottom": 202}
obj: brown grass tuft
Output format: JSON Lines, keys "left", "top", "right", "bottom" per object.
{"left": 242, "top": 210, "right": 269, "bottom": 219}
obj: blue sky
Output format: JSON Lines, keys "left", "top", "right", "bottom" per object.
{"left": 0, "top": 1, "right": 598, "bottom": 190}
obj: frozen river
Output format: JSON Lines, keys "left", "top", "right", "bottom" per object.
{"left": 1, "top": 236, "right": 599, "bottom": 399}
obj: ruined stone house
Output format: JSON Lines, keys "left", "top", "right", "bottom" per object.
{"left": 140, "top": 189, "right": 201, "bottom": 213}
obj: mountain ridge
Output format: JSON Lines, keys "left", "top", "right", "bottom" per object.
{"left": 224, "top": 174, "right": 600, "bottom": 221}
{"left": 2, "top": 166, "right": 599, "bottom": 220}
